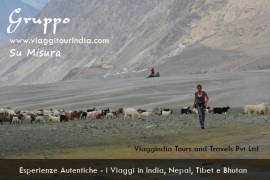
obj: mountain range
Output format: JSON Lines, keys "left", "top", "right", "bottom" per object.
{"left": 0, "top": 0, "right": 270, "bottom": 86}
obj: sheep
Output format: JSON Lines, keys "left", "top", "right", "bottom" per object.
{"left": 60, "top": 115, "right": 68, "bottom": 122}
{"left": 3, "top": 108, "right": 10, "bottom": 115}
{"left": 87, "top": 111, "right": 98, "bottom": 120}
{"left": 111, "top": 108, "right": 123, "bottom": 118}
{"left": 8, "top": 109, "right": 15, "bottom": 116}
{"left": 96, "top": 109, "right": 102, "bottom": 114}
{"left": 96, "top": 113, "right": 104, "bottom": 119}
{"left": 106, "top": 112, "right": 115, "bottom": 119}
{"left": 160, "top": 108, "right": 173, "bottom": 114}
{"left": 24, "top": 115, "right": 31, "bottom": 121}
{"left": 161, "top": 111, "right": 172, "bottom": 116}
{"left": 244, "top": 105, "right": 254, "bottom": 114}
{"left": 10, "top": 116, "right": 20, "bottom": 125}
{"left": 140, "top": 112, "right": 151, "bottom": 117}
{"left": 102, "top": 108, "right": 110, "bottom": 116}
{"left": 213, "top": 106, "right": 230, "bottom": 114}
{"left": 124, "top": 108, "right": 141, "bottom": 120}
{"left": 206, "top": 106, "right": 214, "bottom": 113}
{"left": 43, "top": 109, "right": 53, "bottom": 116}
{"left": 137, "top": 108, "right": 147, "bottom": 114}
{"left": 48, "top": 115, "right": 60, "bottom": 123}
{"left": 137, "top": 108, "right": 153, "bottom": 116}
{"left": 20, "top": 112, "right": 29, "bottom": 119}
{"left": 10, "top": 114, "right": 23, "bottom": 125}
{"left": 59, "top": 109, "right": 66, "bottom": 115}
{"left": 181, "top": 107, "right": 192, "bottom": 114}
{"left": 31, "top": 115, "right": 48, "bottom": 124}
{"left": 69, "top": 111, "right": 82, "bottom": 121}
{"left": 255, "top": 104, "right": 266, "bottom": 115}
{"left": 34, "top": 110, "right": 43, "bottom": 115}
{"left": 87, "top": 107, "right": 95, "bottom": 112}
{"left": 53, "top": 110, "right": 60, "bottom": 116}
{"left": 159, "top": 108, "right": 173, "bottom": 116}
{"left": 30, "top": 114, "right": 35, "bottom": 123}
{"left": 151, "top": 108, "right": 160, "bottom": 115}
{"left": 256, "top": 102, "right": 269, "bottom": 114}
{"left": 192, "top": 108, "right": 198, "bottom": 114}
{"left": 79, "top": 111, "right": 87, "bottom": 120}
{"left": 244, "top": 104, "right": 265, "bottom": 115}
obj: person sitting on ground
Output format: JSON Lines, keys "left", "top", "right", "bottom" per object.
{"left": 151, "top": 67, "right": 155, "bottom": 76}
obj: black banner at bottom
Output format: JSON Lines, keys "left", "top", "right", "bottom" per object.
{"left": 0, "top": 159, "right": 269, "bottom": 180}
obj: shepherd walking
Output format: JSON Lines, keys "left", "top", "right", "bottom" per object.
{"left": 193, "top": 85, "right": 209, "bottom": 129}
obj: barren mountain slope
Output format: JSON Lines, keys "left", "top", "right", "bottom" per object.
{"left": 0, "top": 0, "right": 270, "bottom": 85}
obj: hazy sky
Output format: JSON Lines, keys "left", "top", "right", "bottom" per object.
{"left": 21, "top": 0, "right": 50, "bottom": 9}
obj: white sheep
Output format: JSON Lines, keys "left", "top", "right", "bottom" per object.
{"left": 53, "top": 110, "right": 60, "bottom": 116}
{"left": 140, "top": 112, "right": 151, "bottom": 117}
{"left": 106, "top": 112, "right": 115, "bottom": 119}
{"left": 244, "top": 105, "right": 256, "bottom": 114}
{"left": 256, "top": 102, "right": 269, "bottom": 114}
{"left": 244, "top": 104, "right": 265, "bottom": 115}
{"left": 10, "top": 116, "right": 20, "bottom": 125}
{"left": 3, "top": 108, "right": 10, "bottom": 115}
{"left": 48, "top": 115, "right": 60, "bottom": 123}
{"left": 255, "top": 104, "right": 266, "bottom": 115}
{"left": 24, "top": 115, "right": 31, "bottom": 121}
{"left": 34, "top": 110, "right": 43, "bottom": 115}
{"left": 8, "top": 109, "right": 15, "bottom": 116}
{"left": 43, "top": 109, "right": 53, "bottom": 116}
{"left": 150, "top": 108, "right": 159, "bottom": 115}
{"left": 33, "top": 115, "right": 49, "bottom": 124}
{"left": 20, "top": 112, "right": 29, "bottom": 119}
{"left": 124, "top": 108, "right": 141, "bottom": 120}
{"left": 160, "top": 110, "right": 172, "bottom": 116}
{"left": 192, "top": 108, "right": 198, "bottom": 114}
{"left": 87, "top": 111, "right": 98, "bottom": 120}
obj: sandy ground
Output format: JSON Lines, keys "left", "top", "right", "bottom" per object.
{"left": 0, "top": 70, "right": 269, "bottom": 111}
{"left": 0, "top": 70, "right": 270, "bottom": 160}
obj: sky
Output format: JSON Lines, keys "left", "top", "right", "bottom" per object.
{"left": 21, "top": 0, "right": 50, "bottom": 9}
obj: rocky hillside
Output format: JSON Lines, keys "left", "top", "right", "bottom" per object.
{"left": 1, "top": 0, "right": 270, "bottom": 85}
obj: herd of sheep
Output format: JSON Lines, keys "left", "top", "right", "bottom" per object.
{"left": 0, "top": 102, "right": 268, "bottom": 125}
{"left": 0, "top": 107, "right": 170, "bottom": 125}
{"left": 244, "top": 102, "right": 269, "bottom": 115}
